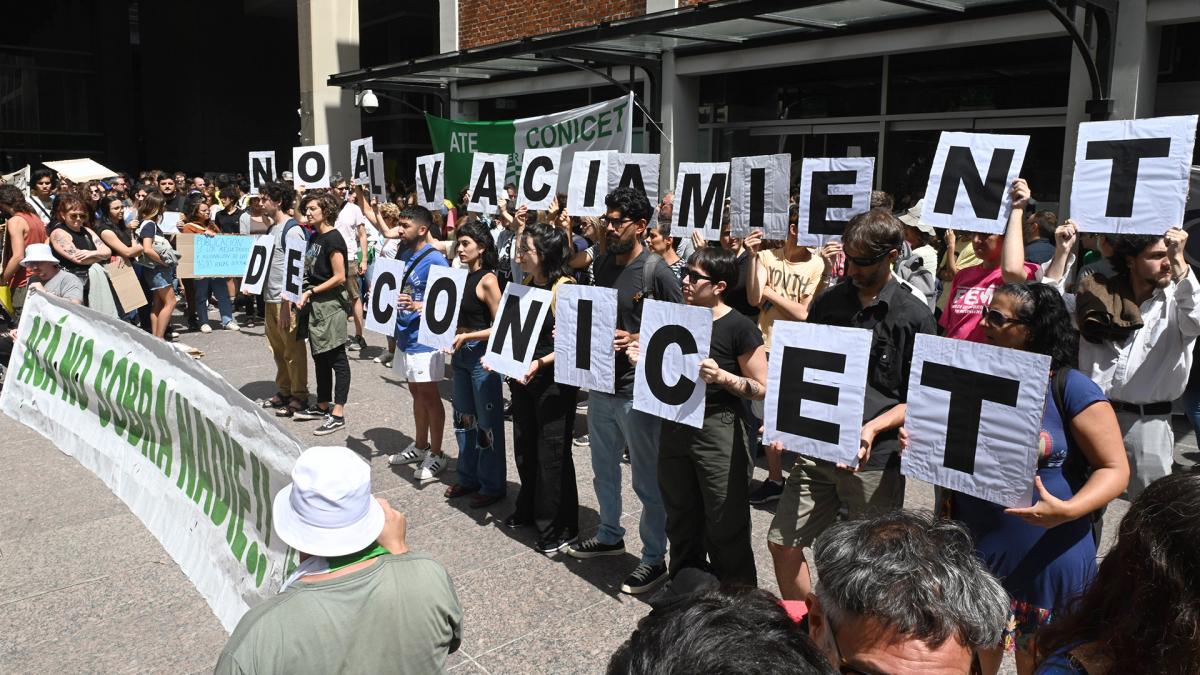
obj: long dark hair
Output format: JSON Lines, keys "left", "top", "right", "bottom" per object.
{"left": 98, "top": 195, "right": 125, "bottom": 229}
{"left": 1038, "top": 473, "right": 1200, "bottom": 673}
{"left": 992, "top": 282, "right": 1078, "bottom": 371}
{"left": 521, "top": 221, "right": 570, "bottom": 281}
{"left": 455, "top": 220, "right": 498, "bottom": 271}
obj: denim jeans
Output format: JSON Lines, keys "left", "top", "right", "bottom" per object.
{"left": 452, "top": 340, "right": 507, "bottom": 497}
{"left": 194, "top": 277, "right": 233, "bottom": 326}
{"left": 588, "top": 390, "right": 666, "bottom": 565}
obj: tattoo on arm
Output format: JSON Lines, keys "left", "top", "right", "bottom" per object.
{"left": 50, "top": 230, "right": 78, "bottom": 257}
{"left": 722, "top": 375, "right": 762, "bottom": 399}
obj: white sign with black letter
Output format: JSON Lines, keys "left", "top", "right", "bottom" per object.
{"left": 921, "top": 132, "right": 1029, "bottom": 235}
{"left": 1070, "top": 115, "right": 1199, "bottom": 235}
{"left": 365, "top": 258, "right": 405, "bottom": 336}
{"left": 280, "top": 234, "right": 306, "bottom": 304}
{"left": 247, "top": 151, "right": 275, "bottom": 196}
{"left": 730, "top": 154, "right": 791, "bottom": 239}
{"left": 633, "top": 299, "right": 713, "bottom": 429}
{"left": 901, "top": 334, "right": 1050, "bottom": 508}
{"left": 671, "top": 162, "right": 731, "bottom": 241}
{"left": 796, "top": 157, "right": 874, "bottom": 246}
{"left": 609, "top": 153, "right": 660, "bottom": 207}
{"left": 467, "top": 152, "right": 509, "bottom": 215}
{"left": 292, "top": 144, "right": 331, "bottom": 189}
{"left": 762, "top": 321, "right": 872, "bottom": 466}
{"left": 239, "top": 234, "right": 275, "bottom": 295}
{"left": 418, "top": 266, "right": 468, "bottom": 351}
{"left": 554, "top": 284, "right": 618, "bottom": 393}
{"left": 517, "top": 147, "right": 562, "bottom": 210}
{"left": 567, "top": 150, "right": 615, "bottom": 217}
{"left": 350, "top": 137, "right": 373, "bottom": 183}
{"left": 415, "top": 153, "right": 445, "bottom": 210}
{"left": 367, "top": 151, "right": 387, "bottom": 203}
{"left": 483, "top": 282, "right": 553, "bottom": 380}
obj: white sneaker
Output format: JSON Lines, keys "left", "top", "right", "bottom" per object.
{"left": 199, "top": 324, "right": 212, "bottom": 334}
{"left": 388, "top": 442, "right": 428, "bottom": 466}
{"left": 224, "top": 320, "right": 240, "bottom": 331}
{"left": 414, "top": 452, "right": 446, "bottom": 482}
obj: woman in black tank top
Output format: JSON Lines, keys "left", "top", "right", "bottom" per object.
{"left": 47, "top": 193, "right": 111, "bottom": 283}
{"left": 507, "top": 222, "right": 581, "bottom": 553}
{"left": 443, "top": 221, "right": 508, "bottom": 508}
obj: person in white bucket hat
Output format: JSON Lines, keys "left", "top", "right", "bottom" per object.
{"left": 22, "top": 242, "right": 83, "bottom": 305}
{"left": 216, "top": 446, "right": 463, "bottom": 675}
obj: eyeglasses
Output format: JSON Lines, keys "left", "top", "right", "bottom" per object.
{"left": 603, "top": 215, "right": 633, "bottom": 229}
{"left": 66, "top": 212, "right": 88, "bottom": 220}
{"left": 980, "top": 307, "right": 1027, "bottom": 327}
{"left": 683, "top": 269, "right": 713, "bottom": 283}
{"left": 845, "top": 248, "right": 894, "bottom": 267}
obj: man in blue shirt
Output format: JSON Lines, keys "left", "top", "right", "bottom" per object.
{"left": 386, "top": 206, "right": 451, "bottom": 481}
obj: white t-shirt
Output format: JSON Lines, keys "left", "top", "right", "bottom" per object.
{"left": 334, "top": 202, "right": 368, "bottom": 262}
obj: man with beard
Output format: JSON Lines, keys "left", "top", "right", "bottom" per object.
{"left": 767, "top": 209, "right": 935, "bottom": 603}
{"left": 157, "top": 172, "right": 187, "bottom": 212}
{"left": 566, "top": 187, "right": 683, "bottom": 596}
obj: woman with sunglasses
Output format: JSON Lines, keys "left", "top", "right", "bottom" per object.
{"left": 47, "top": 193, "right": 111, "bottom": 285}
{"left": 947, "top": 282, "right": 1128, "bottom": 675}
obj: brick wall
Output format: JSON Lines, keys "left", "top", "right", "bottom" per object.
{"left": 458, "top": 0, "right": 644, "bottom": 49}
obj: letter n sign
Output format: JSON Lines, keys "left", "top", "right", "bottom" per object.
{"left": 901, "top": 334, "right": 1050, "bottom": 508}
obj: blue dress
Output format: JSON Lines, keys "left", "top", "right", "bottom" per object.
{"left": 953, "top": 369, "right": 1107, "bottom": 650}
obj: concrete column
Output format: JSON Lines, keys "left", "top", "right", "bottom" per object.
{"left": 439, "top": 0, "right": 458, "bottom": 53}
{"left": 659, "top": 50, "right": 698, "bottom": 193}
{"left": 298, "top": 0, "right": 362, "bottom": 177}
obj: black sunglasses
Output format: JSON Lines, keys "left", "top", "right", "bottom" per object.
{"left": 980, "top": 307, "right": 1027, "bottom": 327}
{"left": 845, "top": 248, "right": 894, "bottom": 267}
{"left": 683, "top": 269, "right": 713, "bottom": 283}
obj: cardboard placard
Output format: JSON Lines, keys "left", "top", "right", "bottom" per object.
{"left": 105, "top": 258, "right": 148, "bottom": 311}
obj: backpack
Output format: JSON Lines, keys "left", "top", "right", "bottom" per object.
{"left": 894, "top": 242, "right": 937, "bottom": 310}
{"left": 1052, "top": 368, "right": 1106, "bottom": 547}
{"left": 281, "top": 217, "right": 310, "bottom": 245}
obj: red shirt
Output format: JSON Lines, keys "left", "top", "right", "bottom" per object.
{"left": 938, "top": 261, "right": 1039, "bottom": 343}
{"left": 5, "top": 212, "right": 48, "bottom": 289}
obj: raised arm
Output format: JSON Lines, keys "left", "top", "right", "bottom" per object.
{"left": 1000, "top": 178, "right": 1030, "bottom": 284}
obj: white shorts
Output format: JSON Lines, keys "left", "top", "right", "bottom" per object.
{"left": 394, "top": 350, "right": 445, "bottom": 383}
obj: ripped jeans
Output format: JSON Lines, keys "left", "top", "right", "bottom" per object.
{"left": 451, "top": 339, "right": 507, "bottom": 497}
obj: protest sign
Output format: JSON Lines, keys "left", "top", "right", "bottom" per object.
{"left": 42, "top": 158, "right": 118, "bottom": 183}
{"left": 467, "top": 152, "right": 509, "bottom": 215}
{"left": 553, "top": 284, "right": 618, "bottom": 393}
{"left": 292, "top": 145, "right": 331, "bottom": 189}
{"left": 483, "top": 282, "right": 553, "bottom": 380}
{"left": 248, "top": 152, "right": 275, "bottom": 195}
{"left": 633, "top": 299, "right": 712, "bottom": 428}
{"left": 240, "top": 235, "right": 275, "bottom": 295}
{"left": 730, "top": 154, "right": 791, "bottom": 238}
{"left": 350, "top": 137, "right": 373, "bottom": 183}
{"left": 901, "top": 334, "right": 1049, "bottom": 508}
{"left": 610, "top": 153, "right": 660, "bottom": 207}
{"left": 418, "top": 266, "right": 468, "bottom": 351}
{"left": 517, "top": 147, "right": 562, "bottom": 210}
{"left": 365, "top": 258, "right": 405, "bottom": 336}
{"left": 796, "top": 157, "right": 875, "bottom": 246}
{"left": 0, "top": 292, "right": 303, "bottom": 632}
{"left": 194, "top": 235, "right": 255, "bottom": 278}
{"left": 921, "top": 132, "right": 1029, "bottom": 235}
{"left": 105, "top": 257, "right": 148, "bottom": 311}
{"left": 280, "top": 235, "right": 306, "bottom": 304}
{"left": 367, "top": 152, "right": 388, "bottom": 203}
{"left": 762, "top": 321, "right": 872, "bottom": 466}
{"left": 159, "top": 211, "right": 182, "bottom": 234}
{"left": 1070, "top": 115, "right": 1199, "bottom": 235}
{"left": 2, "top": 164, "right": 30, "bottom": 195}
{"left": 671, "top": 162, "right": 730, "bottom": 241}
{"left": 567, "top": 150, "right": 616, "bottom": 217}
{"left": 415, "top": 153, "right": 445, "bottom": 210}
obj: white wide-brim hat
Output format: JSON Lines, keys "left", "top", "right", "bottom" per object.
{"left": 898, "top": 199, "right": 935, "bottom": 236}
{"left": 21, "top": 242, "right": 59, "bottom": 266}
{"left": 272, "top": 446, "right": 385, "bottom": 557}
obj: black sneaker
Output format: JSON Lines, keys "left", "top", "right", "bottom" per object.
{"left": 621, "top": 562, "right": 668, "bottom": 595}
{"left": 347, "top": 335, "right": 366, "bottom": 352}
{"left": 293, "top": 405, "right": 329, "bottom": 421}
{"left": 567, "top": 537, "right": 625, "bottom": 559}
{"left": 748, "top": 479, "right": 784, "bottom": 506}
{"left": 503, "top": 513, "right": 534, "bottom": 529}
{"left": 535, "top": 527, "right": 579, "bottom": 554}
{"left": 313, "top": 415, "right": 345, "bottom": 436}
{"left": 503, "top": 400, "right": 513, "bottom": 420}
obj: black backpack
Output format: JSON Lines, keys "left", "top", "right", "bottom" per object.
{"left": 1052, "top": 368, "right": 1106, "bottom": 546}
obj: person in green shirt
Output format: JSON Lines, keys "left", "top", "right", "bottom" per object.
{"left": 215, "top": 446, "right": 463, "bottom": 675}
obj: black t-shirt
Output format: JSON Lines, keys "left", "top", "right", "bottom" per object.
{"left": 48, "top": 221, "right": 97, "bottom": 277}
{"left": 528, "top": 276, "right": 570, "bottom": 361}
{"left": 807, "top": 278, "right": 937, "bottom": 470}
{"left": 213, "top": 206, "right": 244, "bottom": 234}
{"left": 163, "top": 193, "right": 187, "bottom": 214}
{"left": 459, "top": 268, "right": 494, "bottom": 331}
{"left": 593, "top": 249, "right": 686, "bottom": 397}
{"left": 98, "top": 220, "right": 133, "bottom": 249}
{"left": 724, "top": 253, "right": 759, "bottom": 319}
{"left": 706, "top": 309, "right": 763, "bottom": 409}
{"left": 306, "top": 229, "right": 347, "bottom": 287}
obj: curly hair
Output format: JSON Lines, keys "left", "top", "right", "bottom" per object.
{"left": 260, "top": 181, "right": 295, "bottom": 211}
{"left": 604, "top": 186, "right": 653, "bottom": 223}
{"left": 0, "top": 184, "right": 36, "bottom": 216}
{"left": 1106, "top": 233, "right": 1162, "bottom": 277}
{"left": 1038, "top": 473, "right": 1200, "bottom": 673}
{"left": 378, "top": 201, "right": 400, "bottom": 223}
{"left": 455, "top": 219, "right": 498, "bottom": 271}
{"left": 52, "top": 193, "right": 89, "bottom": 227}
{"left": 298, "top": 192, "right": 340, "bottom": 225}
{"left": 992, "top": 282, "right": 1078, "bottom": 371}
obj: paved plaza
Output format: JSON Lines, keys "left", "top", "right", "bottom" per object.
{"left": 4, "top": 318, "right": 1195, "bottom": 674}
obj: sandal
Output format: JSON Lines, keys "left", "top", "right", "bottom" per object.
{"left": 444, "top": 483, "right": 479, "bottom": 499}
{"left": 276, "top": 397, "right": 306, "bottom": 418}
{"left": 261, "top": 393, "right": 287, "bottom": 410}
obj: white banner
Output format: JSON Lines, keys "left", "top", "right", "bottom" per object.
{"left": 516, "top": 147, "right": 562, "bottom": 211}
{"left": 762, "top": 322, "right": 872, "bottom": 466}
{"left": 239, "top": 235, "right": 275, "bottom": 295}
{"left": 796, "top": 157, "right": 874, "bottom": 246}
{"left": 1070, "top": 115, "right": 1198, "bottom": 235}
{"left": 418, "top": 266, "right": 468, "bottom": 351}
{"left": 0, "top": 293, "right": 302, "bottom": 632}
{"left": 467, "top": 152, "right": 509, "bottom": 215}
{"left": 350, "top": 136, "right": 374, "bottom": 183}
{"left": 280, "top": 235, "right": 306, "bottom": 304}
{"left": 247, "top": 152, "right": 275, "bottom": 196}
{"left": 922, "top": 132, "right": 1029, "bottom": 235}
{"left": 567, "top": 150, "right": 616, "bottom": 217}
{"left": 901, "top": 334, "right": 1050, "bottom": 508}
{"left": 483, "top": 282, "right": 553, "bottom": 380}
{"left": 553, "top": 284, "right": 618, "bottom": 393}
{"left": 415, "top": 153, "right": 445, "bottom": 211}
{"left": 1, "top": 164, "right": 30, "bottom": 196}
{"left": 292, "top": 145, "right": 331, "bottom": 189}
{"left": 671, "top": 162, "right": 730, "bottom": 241}
{"left": 730, "top": 154, "right": 791, "bottom": 239}
{"left": 366, "top": 258, "right": 405, "bottom": 336}
{"left": 514, "top": 92, "right": 634, "bottom": 191}
{"left": 633, "top": 299, "right": 712, "bottom": 429}
{"left": 610, "top": 153, "right": 661, "bottom": 207}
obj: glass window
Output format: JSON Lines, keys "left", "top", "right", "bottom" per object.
{"left": 699, "top": 57, "right": 883, "bottom": 123}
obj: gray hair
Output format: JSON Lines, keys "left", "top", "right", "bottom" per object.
{"left": 812, "top": 510, "right": 1009, "bottom": 650}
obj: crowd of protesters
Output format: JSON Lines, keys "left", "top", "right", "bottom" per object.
{"left": 3, "top": 163, "right": 1199, "bottom": 675}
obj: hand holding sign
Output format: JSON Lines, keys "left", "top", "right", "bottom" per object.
{"left": 1004, "top": 476, "right": 1078, "bottom": 528}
